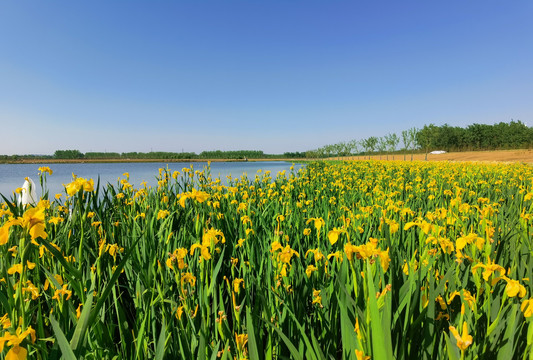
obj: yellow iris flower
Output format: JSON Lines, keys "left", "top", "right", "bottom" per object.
{"left": 306, "top": 217, "right": 325, "bottom": 233}
{"left": 521, "top": 299, "right": 533, "bottom": 318}
{"left": 232, "top": 278, "right": 245, "bottom": 293}
{"left": 449, "top": 321, "right": 473, "bottom": 351}
{"left": 306, "top": 265, "right": 318, "bottom": 278}
{"left": 327, "top": 227, "right": 344, "bottom": 245}
{"left": 472, "top": 258, "right": 505, "bottom": 281}
{"left": 0, "top": 325, "right": 36, "bottom": 360}
{"left": 22, "top": 206, "right": 47, "bottom": 240}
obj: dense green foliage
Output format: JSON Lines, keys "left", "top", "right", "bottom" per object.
{"left": 0, "top": 150, "right": 290, "bottom": 162}
{"left": 53, "top": 150, "right": 84, "bottom": 159}
{"left": 0, "top": 154, "right": 54, "bottom": 162}
{"left": 1, "top": 161, "right": 532, "bottom": 359}
{"left": 416, "top": 121, "right": 533, "bottom": 152}
{"left": 310, "top": 120, "right": 533, "bottom": 158}
{"left": 199, "top": 150, "right": 266, "bottom": 159}
{"left": 84, "top": 152, "right": 122, "bottom": 159}
{"left": 121, "top": 151, "right": 200, "bottom": 160}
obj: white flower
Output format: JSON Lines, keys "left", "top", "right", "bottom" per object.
{"left": 18, "top": 177, "right": 38, "bottom": 206}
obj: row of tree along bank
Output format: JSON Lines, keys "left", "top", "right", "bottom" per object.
{"left": 2, "top": 121, "right": 531, "bottom": 162}
{"left": 307, "top": 120, "right": 533, "bottom": 158}
{"left": 0, "top": 149, "right": 309, "bottom": 162}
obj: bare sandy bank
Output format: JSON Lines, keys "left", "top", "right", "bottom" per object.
{"left": 334, "top": 149, "right": 533, "bottom": 164}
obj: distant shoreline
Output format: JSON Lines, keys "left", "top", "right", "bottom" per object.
{"left": 0, "top": 158, "right": 299, "bottom": 164}
{"left": 3, "top": 149, "right": 532, "bottom": 164}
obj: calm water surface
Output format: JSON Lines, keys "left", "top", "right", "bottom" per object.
{"left": 0, "top": 161, "right": 302, "bottom": 200}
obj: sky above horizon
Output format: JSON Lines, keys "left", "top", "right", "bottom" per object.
{"left": 1, "top": 1, "right": 532, "bottom": 155}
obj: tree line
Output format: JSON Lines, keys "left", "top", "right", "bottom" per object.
{"left": 56, "top": 150, "right": 281, "bottom": 160}
{"left": 306, "top": 128, "right": 418, "bottom": 159}
{"left": 416, "top": 121, "right": 532, "bottom": 152}
{"left": 307, "top": 120, "right": 533, "bottom": 158}
{"left": 0, "top": 149, "right": 306, "bottom": 162}
{"left": 1, "top": 121, "right": 531, "bottom": 162}
{"left": 11, "top": 150, "right": 292, "bottom": 161}
{"left": 57, "top": 150, "right": 307, "bottom": 160}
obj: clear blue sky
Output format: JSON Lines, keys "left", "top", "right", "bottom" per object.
{"left": 1, "top": 1, "right": 532, "bottom": 155}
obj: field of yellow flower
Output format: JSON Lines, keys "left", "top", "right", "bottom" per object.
{"left": 1, "top": 161, "right": 532, "bottom": 359}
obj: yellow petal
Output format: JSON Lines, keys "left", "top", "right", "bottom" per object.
{"left": 328, "top": 230, "right": 339, "bottom": 245}
{"left": 403, "top": 222, "right": 417, "bottom": 231}
{"left": 521, "top": 299, "right": 533, "bottom": 318}
{"left": 29, "top": 224, "right": 47, "bottom": 241}
{"left": 6, "top": 345, "right": 27, "bottom": 360}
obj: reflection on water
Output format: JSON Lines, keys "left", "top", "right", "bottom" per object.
{"left": 0, "top": 161, "right": 303, "bottom": 200}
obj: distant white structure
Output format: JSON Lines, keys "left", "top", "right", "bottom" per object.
{"left": 18, "top": 177, "right": 38, "bottom": 206}
{"left": 429, "top": 150, "right": 447, "bottom": 155}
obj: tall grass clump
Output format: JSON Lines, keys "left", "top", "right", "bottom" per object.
{"left": 0, "top": 161, "right": 532, "bottom": 359}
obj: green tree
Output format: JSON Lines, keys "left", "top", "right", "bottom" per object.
{"left": 416, "top": 125, "right": 441, "bottom": 160}
{"left": 377, "top": 137, "right": 387, "bottom": 160}
{"left": 385, "top": 133, "right": 399, "bottom": 160}
{"left": 348, "top": 139, "right": 360, "bottom": 156}
{"left": 401, "top": 128, "right": 418, "bottom": 160}
{"left": 54, "top": 150, "right": 84, "bottom": 159}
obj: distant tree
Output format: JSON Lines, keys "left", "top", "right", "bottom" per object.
{"left": 402, "top": 129, "right": 412, "bottom": 160}
{"left": 407, "top": 128, "right": 419, "bottom": 160}
{"left": 85, "top": 152, "right": 120, "bottom": 159}
{"left": 499, "top": 120, "right": 531, "bottom": 148}
{"left": 332, "top": 143, "right": 343, "bottom": 158}
{"left": 364, "top": 136, "right": 378, "bottom": 159}
{"left": 337, "top": 141, "right": 352, "bottom": 157}
{"left": 283, "top": 152, "right": 306, "bottom": 158}
{"left": 368, "top": 137, "right": 378, "bottom": 153}
{"left": 336, "top": 142, "right": 347, "bottom": 158}
{"left": 308, "top": 120, "right": 532, "bottom": 163}
{"left": 465, "top": 123, "right": 491, "bottom": 150}
{"left": 326, "top": 144, "right": 336, "bottom": 158}
{"left": 360, "top": 139, "right": 369, "bottom": 158}
{"left": 416, "top": 125, "right": 440, "bottom": 160}
{"left": 377, "top": 137, "right": 387, "bottom": 160}
{"left": 348, "top": 139, "right": 359, "bottom": 157}
{"left": 199, "top": 150, "right": 265, "bottom": 159}
{"left": 385, "top": 133, "right": 399, "bottom": 160}
{"left": 54, "top": 150, "right": 83, "bottom": 159}
{"left": 305, "top": 150, "right": 316, "bottom": 159}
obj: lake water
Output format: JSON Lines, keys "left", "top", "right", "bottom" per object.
{"left": 0, "top": 161, "right": 302, "bottom": 200}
